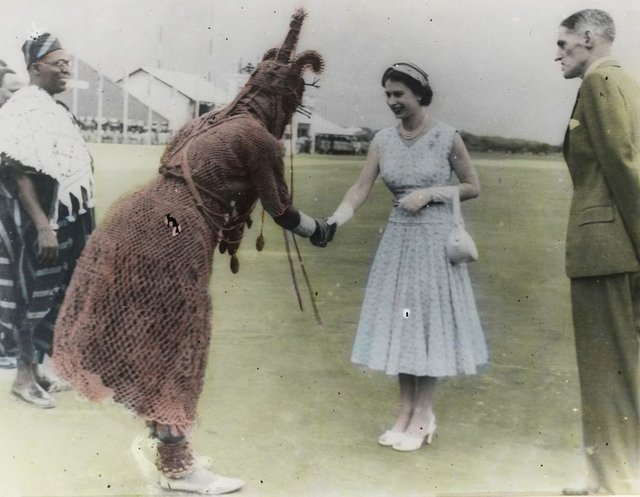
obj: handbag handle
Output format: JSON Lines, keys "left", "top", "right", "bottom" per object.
{"left": 451, "top": 187, "right": 464, "bottom": 228}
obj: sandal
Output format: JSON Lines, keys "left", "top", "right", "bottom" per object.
{"left": 37, "top": 375, "right": 72, "bottom": 393}
{"left": 0, "top": 356, "right": 17, "bottom": 369}
{"left": 11, "top": 382, "right": 55, "bottom": 409}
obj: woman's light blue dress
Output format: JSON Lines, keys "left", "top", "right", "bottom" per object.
{"left": 351, "top": 122, "right": 488, "bottom": 377}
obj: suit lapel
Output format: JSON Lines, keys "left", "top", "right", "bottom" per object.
{"left": 565, "top": 59, "right": 620, "bottom": 157}
{"left": 563, "top": 93, "right": 580, "bottom": 160}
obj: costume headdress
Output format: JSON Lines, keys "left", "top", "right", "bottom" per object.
{"left": 165, "top": 7, "right": 324, "bottom": 152}
{"left": 248, "top": 8, "right": 324, "bottom": 94}
{"left": 21, "top": 32, "right": 62, "bottom": 67}
{"left": 214, "top": 8, "right": 324, "bottom": 138}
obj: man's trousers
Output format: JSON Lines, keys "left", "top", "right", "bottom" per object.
{"left": 571, "top": 272, "right": 640, "bottom": 494}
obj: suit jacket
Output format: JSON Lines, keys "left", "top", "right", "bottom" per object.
{"left": 563, "top": 60, "right": 640, "bottom": 278}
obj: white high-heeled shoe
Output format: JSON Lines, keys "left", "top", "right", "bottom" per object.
{"left": 392, "top": 416, "right": 437, "bottom": 452}
{"left": 159, "top": 467, "right": 245, "bottom": 495}
{"left": 377, "top": 430, "right": 405, "bottom": 446}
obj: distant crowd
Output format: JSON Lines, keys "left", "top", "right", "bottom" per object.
{"left": 75, "top": 117, "right": 172, "bottom": 145}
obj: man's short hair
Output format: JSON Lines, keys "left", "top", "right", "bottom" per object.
{"left": 561, "top": 9, "right": 616, "bottom": 43}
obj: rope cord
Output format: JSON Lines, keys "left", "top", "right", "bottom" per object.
{"left": 285, "top": 121, "right": 323, "bottom": 325}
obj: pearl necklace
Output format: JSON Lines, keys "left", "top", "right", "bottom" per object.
{"left": 399, "top": 115, "right": 429, "bottom": 140}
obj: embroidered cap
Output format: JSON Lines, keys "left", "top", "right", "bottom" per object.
{"left": 21, "top": 32, "right": 63, "bottom": 67}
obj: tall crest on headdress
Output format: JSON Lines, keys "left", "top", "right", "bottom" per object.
{"left": 251, "top": 8, "right": 324, "bottom": 89}
{"left": 276, "top": 8, "right": 307, "bottom": 62}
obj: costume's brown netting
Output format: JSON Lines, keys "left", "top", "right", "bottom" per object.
{"left": 53, "top": 8, "right": 323, "bottom": 434}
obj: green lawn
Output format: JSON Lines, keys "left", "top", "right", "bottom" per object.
{"left": 89, "top": 145, "right": 575, "bottom": 384}
{"left": 81, "top": 143, "right": 582, "bottom": 493}
{"left": 90, "top": 147, "right": 573, "bottom": 350}
{"left": 92, "top": 145, "right": 576, "bottom": 429}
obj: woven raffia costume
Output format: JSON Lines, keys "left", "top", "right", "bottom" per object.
{"left": 53, "top": 9, "right": 328, "bottom": 480}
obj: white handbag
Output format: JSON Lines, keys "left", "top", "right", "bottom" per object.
{"left": 446, "top": 188, "right": 478, "bottom": 264}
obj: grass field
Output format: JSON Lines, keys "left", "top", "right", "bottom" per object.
{"left": 90, "top": 145, "right": 575, "bottom": 378}
{"left": 90, "top": 146, "right": 574, "bottom": 368}
{"left": 93, "top": 144, "right": 578, "bottom": 489}
{"left": 2, "top": 145, "right": 585, "bottom": 497}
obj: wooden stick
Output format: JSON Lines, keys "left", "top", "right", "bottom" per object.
{"left": 291, "top": 233, "right": 323, "bottom": 325}
{"left": 283, "top": 229, "right": 304, "bottom": 311}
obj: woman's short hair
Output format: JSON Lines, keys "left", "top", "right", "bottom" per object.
{"left": 381, "top": 62, "right": 433, "bottom": 106}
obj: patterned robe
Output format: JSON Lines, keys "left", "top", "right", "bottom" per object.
{"left": 0, "top": 85, "right": 94, "bottom": 361}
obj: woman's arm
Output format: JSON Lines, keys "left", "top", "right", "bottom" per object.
{"left": 14, "top": 172, "right": 58, "bottom": 263}
{"left": 328, "top": 144, "right": 380, "bottom": 226}
{"left": 449, "top": 132, "right": 480, "bottom": 201}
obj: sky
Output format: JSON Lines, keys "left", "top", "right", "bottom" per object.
{"left": 1, "top": 0, "right": 639, "bottom": 144}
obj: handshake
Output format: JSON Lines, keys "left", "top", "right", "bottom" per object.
{"left": 308, "top": 201, "right": 353, "bottom": 248}
{"left": 291, "top": 201, "right": 352, "bottom": 248}
{"left": 309, "top": 218, "right": 337, "bottom": 248}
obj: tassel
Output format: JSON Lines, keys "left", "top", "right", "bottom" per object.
{"left": 256, "top": 209, "right": 266, "bottom": 252}
{"left": 230, "top": 254, "right": 239, "bottom": 274}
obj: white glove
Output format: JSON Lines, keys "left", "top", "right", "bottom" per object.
{"left": 425, "top": 186, "right": 458, "bottom": 203}
{"left": 396, "top": 190, "right": 429, "bottom": 213}
{"left": 397, "top": 186, "right": 458, "bottom": 213}
{"left": 327, "top": 201, "right": 354, "bottom": 227}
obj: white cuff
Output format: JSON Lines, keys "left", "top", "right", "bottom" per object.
{"left": 291, "top": 211, "right": 316, "bottom": 237}
{"left": 428, "top": 186, "right": 458, "bottom": 203}
{"left": 327, "top": 202, "right": 354, "bottom": 227}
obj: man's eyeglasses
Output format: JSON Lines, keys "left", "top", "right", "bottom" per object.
{"left": 38, "top": 59, "right": 72, "bottom": 70}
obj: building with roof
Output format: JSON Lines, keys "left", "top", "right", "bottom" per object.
{"left": 56, "top": 58, "right": 169, "bottom": 132}
{"left": 118, "top": 67, "right": 227, "bottom": 131}
{"left": 57, "top": 59, "right": 366, "bottom": 151}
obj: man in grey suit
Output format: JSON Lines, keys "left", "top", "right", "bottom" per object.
{"left": 556, "top": 9, "right": 640, "bottom": 495}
